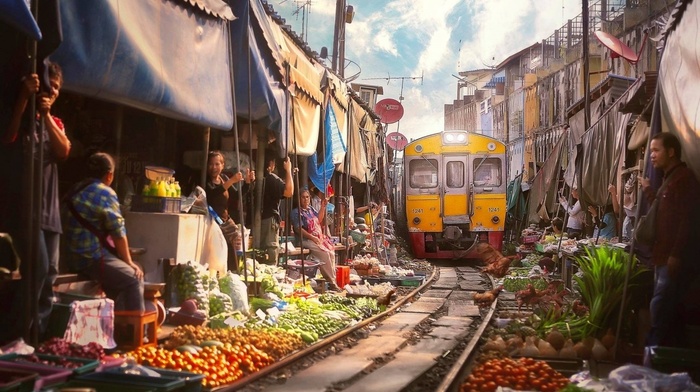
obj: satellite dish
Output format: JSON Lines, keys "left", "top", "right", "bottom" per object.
{"left": 386, "top": 132, "right": 408, "bottom": 150}
{"left": 374, "top": 98, "right": 404, "bottom": 124}
{"left": 594, "top": 30, "right": 644, "bottom": 65}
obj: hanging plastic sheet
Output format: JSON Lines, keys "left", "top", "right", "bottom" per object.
{"left": 658, "top": 0, "right": 700, "bottom": 180}
{"left": 527, "top": 130, "right": 568, "bottom": 223}
{"left": 338, "top": 99, "right": 370, "bottom": 182}
{"left": 308, "top": 101, "right": 344, "bottom": 192}
{"left": 50, "top": 0, "right": 234, "bottom": 129}
{"left": 229, "top": 0, "right": 286, "bottom": 149}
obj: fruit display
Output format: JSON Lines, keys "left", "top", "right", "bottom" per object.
{"left": 459, "top": 357, "right": 570, "bottom": 392}
{"left": 125, "top": 324, "right": 307, "bottom": 388}
{"left": 9, "top": 354, "right": 88, "bottom": 369}
{"left": 163, "top": 325, "right": 305, "bottom": 360}
{"left": 37, "top": 338, "right": 105, "bottom": 360}
{"left": 127, "top": 343, "right": 271, "bottom": 389}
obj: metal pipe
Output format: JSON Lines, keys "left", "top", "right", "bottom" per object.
{"left": 22, "top": 0, "right": 40, "bottom": 345}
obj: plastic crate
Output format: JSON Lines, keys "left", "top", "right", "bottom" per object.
{"left": 0, "top": 353, "right": 99, "bottom": 376}
{"left": 512, "top": 356, "right": 583, "bottom": 377}
{"left": 399, "top": 276, "right": 425, "bottom": 287}
{"left": 48, "top": 380, "right": 155, "bottom": 392}
{"left": 131, "top": 196, "right": 182, "bottom": 213}
{"left": 75, "top": 372, "right": 185, "bottom": 392}
{"left": 0, "top": 362, "right": 71, "bottom": 390}
{"left": 0, "top": 369, "right": 37, "bottom": 392}
{"left": 144, "top": 367, "right": 204, "bottom": 392}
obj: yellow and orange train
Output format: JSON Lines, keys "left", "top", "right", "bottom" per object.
{"left": 402, "top": 131, "right": 507, "bottom": 259}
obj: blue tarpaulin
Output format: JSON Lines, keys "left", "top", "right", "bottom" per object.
{"left": 0, "top": 0, "right": 41, "bottom": 40}
{"left": 50, "top": 0, "right": 234, "bottom": 129}
{"left": 308, "top": 101, "right": 345, "bottom": 191}
{"left": 229, "top": 0, "right": 287, "bottom": 148}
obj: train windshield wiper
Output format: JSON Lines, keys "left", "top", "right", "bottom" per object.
{"left": 420, "top": 154, "right": 437, "bottom": 170}
{"left": 473, "top": 154, "right": 490, "bottom": 175}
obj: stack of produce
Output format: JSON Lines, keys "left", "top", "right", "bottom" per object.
{"left": 171, "top": 262, "right": 210, "bottom": 314}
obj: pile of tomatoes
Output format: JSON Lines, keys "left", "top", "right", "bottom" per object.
{"left": 127, "top": 343, "right": 273, "bottom": 389}
{"left": 460, "top": 357, "right": 570, "bottom": 392}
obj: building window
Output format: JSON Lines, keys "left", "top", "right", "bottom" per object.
{"left": 360, "top": 90, "right": 371, "bottom": 104}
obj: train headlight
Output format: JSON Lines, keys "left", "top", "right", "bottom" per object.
{"left": 442, "top": 131, "right": 468, "bottom": 145}
{"left": 413, "top": 217, "right": 421, "bottom": 225}
{"left": 491, "top": 216, "right": 500, "bottom": 224}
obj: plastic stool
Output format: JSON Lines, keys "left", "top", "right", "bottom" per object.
{"left": 113, "top": 310, "right": 157, "bottom": 350}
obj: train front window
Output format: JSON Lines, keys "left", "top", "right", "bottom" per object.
{"left": 409, "top": 159, "right": 438, "bottom": 188}
{"left": 446, "top": 161, "right": 464, "bottom": 188}
{"left": 473, "top": 157, "right": 502, "bottom": 186}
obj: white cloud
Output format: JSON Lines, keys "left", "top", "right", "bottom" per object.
{"left": 273, "top": 0, "right": 586, "bottom": 138}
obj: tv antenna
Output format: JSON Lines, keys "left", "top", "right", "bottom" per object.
{"left": 365, "top": 72, "right": 423, "bottom": 134}
{"left": 281, "top": 0, "right": 312, "bottom": 43}
{"left": 363, "top": 72, "right": 424, "bottom": 102}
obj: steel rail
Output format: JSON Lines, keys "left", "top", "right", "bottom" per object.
{"left": 215, "top": 267, "right": 439, "bottom": 391}
{"left": 435, "top": 274, "right": 498, "bottom": 392}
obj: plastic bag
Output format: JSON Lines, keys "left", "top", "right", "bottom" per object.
{"left": 113, "top": 358, "right": 162, "bottom": 377}
{"left": 218, "top": 272, "right": 249, "bottom": 315}
{"left": 609, "top": 364, "right": 700, "bottom": 392}
{"left": 64, "top": 298, "right": 116, "bottom": 349}
{"left": 208, "top": 288, "right": 234, "bottom": 317}
{"left": 200, "top": 214, "right": 227, "bottom": 275}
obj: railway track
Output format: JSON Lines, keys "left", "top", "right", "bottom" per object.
{"left": 224, "top": 264, "right": 497, "bottom": 392}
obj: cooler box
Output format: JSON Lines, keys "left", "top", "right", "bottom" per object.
{"left": 336, "top": 266, "right": 350, "bottom": 288}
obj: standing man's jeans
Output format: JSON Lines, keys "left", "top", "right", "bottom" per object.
{"left": 648, "top": 264, "right": 680, "bottom": 346}
{"left": 260, "top": 217, "right": 279, "bottom": 264}
{"left": 37, "top": 230, "right": 56, "bottom": 337}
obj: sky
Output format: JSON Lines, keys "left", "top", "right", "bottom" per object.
{"left": 273, "top": 0, "right": 585, "bottom": 141}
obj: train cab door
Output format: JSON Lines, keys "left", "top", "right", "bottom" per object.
{"left": 406, "top": 155, "right": 441, "bottom": 233}
{"left": 441, "top": 155, "right": 469, "bottom": 224}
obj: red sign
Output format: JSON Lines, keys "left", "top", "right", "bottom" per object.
{"left": 375, "top": 98, "right": 404, "bottom": 124}
{"left": 386, "top": 132, "right": 408, "bottom": 150}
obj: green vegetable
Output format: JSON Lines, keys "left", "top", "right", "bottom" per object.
{"left": 250, "top": 297, "right": 275, "bottom": 312}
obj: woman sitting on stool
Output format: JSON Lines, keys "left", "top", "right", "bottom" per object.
{"left": 291, "top": 188, "right": 340, "bottom": 291}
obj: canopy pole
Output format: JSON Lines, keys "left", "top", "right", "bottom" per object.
{"left": 200, "top": 128, "right": 210, "bottom": 188}
{"left": 613, "top": 81, "right": 661, "bottom": 361}
{"left": 21, "top": 0, "right": 40, "bottom": 346}
{"left": 343, "top": 98, "right": 354, "bottom": 259}
{"left": 279, "top": 61, "right": 292, "bottom": 272}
